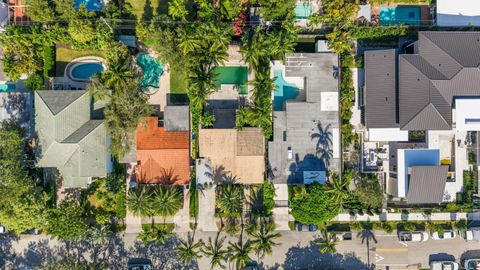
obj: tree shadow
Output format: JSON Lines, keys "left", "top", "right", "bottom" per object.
{"left": 0, "top": 236, "right": 14, "bottom": 268}
{"left": 310, "top": 122, "right": 333, "bottom": 168}
{"left": 282, "top": 241, "right": 369, "bottom": 270}
{"left": 287, "top": 153, "right": 325, "bottom": 184}
{"left": 142, "top": 0, "right": 154, "bottom": 22}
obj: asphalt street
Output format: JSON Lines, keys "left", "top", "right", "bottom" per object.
{"left": 1, "top": 230, "right": 479, "bottom": 269}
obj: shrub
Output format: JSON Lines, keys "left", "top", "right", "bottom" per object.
{"left": 446, "top": 202, "right": 458, "bottom": 212}
{"left": 262, "top": 181, "right": 276, "bottom": 216}
{"left": 25, "top": 73, "right": 44, "bottom": 91}
{"left": 290, "top": 184, "right": 340, "bottom": 224}
{"left": 43, "top": 46, "right": 55, "bottom": 78}
{"left": 402, "top": 222, "right": 416, "bottom": 232}
{"left": 381, "top": 222, "right": 394, "bottom": 234}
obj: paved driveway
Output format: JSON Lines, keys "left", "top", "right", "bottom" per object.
{"left": 197, "top": 188, "right": 218, "bottom": 232}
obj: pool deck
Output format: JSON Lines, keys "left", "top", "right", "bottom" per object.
{"left": 148, "top": 63, "right": 170, "bottom": 110}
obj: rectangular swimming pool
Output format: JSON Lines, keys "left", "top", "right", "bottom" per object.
{"left": 380, "top": 6, "right": 420, "bottom": 26}
{"left": 213, "top": 66, "right": 248, "bottom": 88}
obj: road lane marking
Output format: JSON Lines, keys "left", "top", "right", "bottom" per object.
{"left": 399, "top": 241, "right": 408, "bottom": 247}
{"left": 374, "top": 248, "right": 408, "bottom": 252}
{"left": 375, "top": 253, "right": 385, "bottom": 263}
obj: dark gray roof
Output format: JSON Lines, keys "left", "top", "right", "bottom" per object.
{"left": 62, "top": 120, "right": 103, "bottom": 143}
{"left": 399, "top": 32, "right": 480, "bottom": 130}
{"left": 364, "top": 49, "right": 398, "bottom": 128}
{"left": 406, "top": 165, "right": 448, "bottom": 204}
{"left": 36, "top": 90, "right": 86, "bottom": 115}
{"left": 164, "top": 105, "right": 189, "bottom": 131}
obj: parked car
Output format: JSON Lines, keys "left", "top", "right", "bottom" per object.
{"left": 127, "top": 258, "right": 152, "bottom": 270}
{"left": 295, "top": 223, "right": 317, "bottom": 232}
{"left": 430, "top": 261, "right": 459, "bottom": 270}
{"left": 464, "top": 259, "right": 480, "bottom": 270}
{"left": 432, "top": 230, "right": 456, "bottom": 240}
{"left": 0, "top": 225, "right": 7, "bottom": 234}
{"left": 461, "top": 230, "right": 474, "bottom": 241}
{"left": 398, "top": 231, "right": 429, "bottom": 242}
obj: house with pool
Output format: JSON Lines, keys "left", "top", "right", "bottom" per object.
{"left": 35, "top": 90, "right": 112, "bottom": 189}
{"left": 268, "top": 52, "right": 340, "bottom": 186}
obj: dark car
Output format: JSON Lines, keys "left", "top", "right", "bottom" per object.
{"left": 127, "top": 258, "right": 153, "bottom": 270}
{"left": 295, "top": 223, "right": 317, "bottom": 232}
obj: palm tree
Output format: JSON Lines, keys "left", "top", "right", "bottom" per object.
{"left": 228, "top": 234, "right": 254, "bottom": 270}
{"left": 357, "top": 222, "right": 377, "bottom": 267}
{"left": 314, "top": 229, "right": 338, "bottom": 254}
{"left": 325, "top": 173, "right": 351, "bottom": 207}
{"left": 168, "top": 0, "right": 188, "bottom": 21}
{"left": 152, "top": 186, "right": 184, "bottom": 225}
{"left": 127, "top": 187, "right": 153, "bottom": 218}
{"left": 201, "top": 232, "right": 228, "bottom": 270}
{"left": 138, "top": 225, "right": 173, "bottom": 245}
{"left": 250, "top": 220, "right": 281, "bottom": 259}
{"left": 216, "top": 184, "right": 244, "bottom": 220}
{"left": 99, "top": 56, "right": 133, "bottom": 91}
{"left": 174, "top": 231, "right": 204, "bottom": 265}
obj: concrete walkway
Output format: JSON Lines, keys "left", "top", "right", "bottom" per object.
{"left": 197, "top": 188, "right": 218, "bottom": 232}
{"left": 173, "top": 189, "right": 191, "bottom": 233}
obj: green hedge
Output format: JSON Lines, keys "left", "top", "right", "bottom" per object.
{"left": 43, "top": 46, "right": 55, "bottom": 78}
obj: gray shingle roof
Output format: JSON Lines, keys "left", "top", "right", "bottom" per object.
{"left": 164, "top": 105, "right": 189, "bottom": 131}
{"left": 399, "top": 32, "right": 480, "bottom": 130}
{"left": 364, "top": 49, "right": 398, "bottom": 128}
{"left": 36, "top": 90, "right": 86, "bottom": 115}
{"left": 406, "top": 165, "right": 448, "bottom": 204}
{"left": 62, "top": 120, "right": 103, "bottom": 143}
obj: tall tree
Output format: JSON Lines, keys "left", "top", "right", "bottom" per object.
{"left": 45, "top": 199, "right": 88, "bottom": 241}
{"left": 26, "top": 0, "right": 55, "bottom": 23}
{"left": 249, "top": 220, "right": 281, "bottom": 259}
{"left": 217, "top": 184, "right": 244, "bottom": 219}
{"left": 152, "top": 186, "right": 184, "bottom": 224}
{"left": 127, "top": 187, "right": 153, "bottom": 217}
{"left": 175, "top": 231, "right": 204, "bottom": 265}
{"left": 290, "top": 184, "right": 340, "bottom": 224}
{"left": 0, "top": 121, "right": 47, "bottom": 234}
{"left": 325, "top": 173, "right": 351, "bottom": 207}
{"left": 228, "top": 234, "right": 254, "bottom": 270}
{"left": 201, "top": 232, "right": 228, "bottom": 270}
{"left": 314, "top": 229, "right": 338, "bottom": 254}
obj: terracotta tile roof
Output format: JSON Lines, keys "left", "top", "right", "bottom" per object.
{"left": 136, "top": 149, "right": 190, "bottom": 185}
{"left": 136, "top": 117, "right": 189, "bottom": 150}
{"left": 135, "top": 116, "right": 190, "bottom": 185}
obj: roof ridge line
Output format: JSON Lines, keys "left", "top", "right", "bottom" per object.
{"left": 421, "top": 32, "right": 463, "bottom": 77}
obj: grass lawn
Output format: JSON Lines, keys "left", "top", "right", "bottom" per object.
{"left": 170, "top": 66, "right": 188, "bottom": 94}
{"left": 126, "top": 0, "right": 168, "bottom": 20}
{"left": 55, "top": 46, "right": 106, "bottom": 77}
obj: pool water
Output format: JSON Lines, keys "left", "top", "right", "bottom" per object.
{"left": 136, "top": 54, "right": 164, "bottom": 89}
{"left": 380, "top": 6, "right": 420, "bottom": 26}
{"left": 71, "top": 63, "right": 104, "bottom": 80}
{"left": 295, "top": 2, "right": 313, "bottom": 19}
{"left": 74, "top": 0, "right": 104, "bottom": 11}
{"left": 213, "top": 66, "right": 248, "bottom": 88}
{"left": 0, "top": 83, "right": 16, "bottom": 92}
{"left": 273, "top": 70, "right": 299, "bottom": 111}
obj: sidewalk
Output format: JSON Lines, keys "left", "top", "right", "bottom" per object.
{"left": 333, "top": 211, "right": 479, "bottom": 222}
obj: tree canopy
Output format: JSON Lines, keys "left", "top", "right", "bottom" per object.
{"left": 45, "top": 199, "right": 88, "bottom": 240}
{"left": 290, "top": 184, "right": 340, "bottom": 224}
{"left": 0, "top": 122, "right": 47, "bottom": 234}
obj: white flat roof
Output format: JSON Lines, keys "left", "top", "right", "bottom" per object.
{"left": 437, "top": 0, "right": 480, "bottom": 26}
{"left": 368, "top": 128, "right": 409, "bottom": 142}
{"left": 455, "top": 99, "right": 480, "bottom": 131}
{"left": 333, "top": 128, "right": 340, "bottom": 158}
{"left": 320, "top": 92, "right": 338, "bottom": 111}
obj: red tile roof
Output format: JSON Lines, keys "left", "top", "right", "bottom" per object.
{"left": 135, "top": 117, "right": 190, "bottom": 185}
{"left": 136, "top": 117, "right": 189, "bottom": 150}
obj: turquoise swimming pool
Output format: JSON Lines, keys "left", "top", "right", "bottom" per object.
{"left": 71, "top": 63, "right": 104, "bottom": 80}
{"left": 136, "top": 54, "right": 164, "bottom": 89}
{"left": 0, "top": 83, "right": 16, "bottom": 92}
{"left": 273, "top": 70, "right": 299, "bottom": 111}
{"left": 295, "top": 2, "right": 313, "bottom": 19}
{"left": 74, "top": 0, "right": 104, "bottom": 11}
{"left": 380, "top": 6, "right": 420, "bottom": 26}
